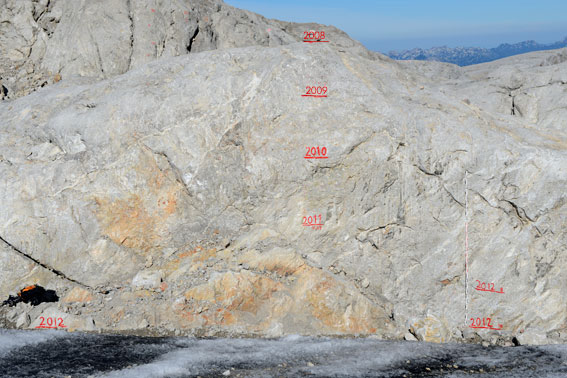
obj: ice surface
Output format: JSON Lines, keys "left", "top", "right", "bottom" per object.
{"left": 100, "top": 337, "right": 422, "bottom": 377}
{"left": 0, "top": 329, "right": 70, "bottom": 357}
{"left": 98, "top": 337, "right": 567, "bottom": 378}
{"left": 1, "top": 331, "right": 566, "bottom": 377}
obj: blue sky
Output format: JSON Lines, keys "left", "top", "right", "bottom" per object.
{"left": 224, "top": 0, "right": 567, "bottom": 52}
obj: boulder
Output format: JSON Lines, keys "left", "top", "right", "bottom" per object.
{"left": 132, "top": 271, "right": 163, "bottom": 291}
{"left": 15, "top": 312, "right": 30, "bottom": 328}
{"left": 0, "top": 0, "right": 565, "bottom": 344}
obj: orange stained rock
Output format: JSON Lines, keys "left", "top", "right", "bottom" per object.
{"left": 185, "top": 284, "right": 215, "bottom": 301}
{"left": 175, "top": 307, "right": 236, "bottom": 328}
{"left": 412, "top": 316, "right": 448, "bottom": 343}
{"left": 294, "top": 266, "right": 386, "bottom": 334}
{"left": 193, "top": 248, "right": 218, "bottom": 262}
{"left": 163, "top": 245, "right": 226, "bottom": 275}
{"left": 219, "top": 309, "right": 235, "bottom": 325}
{"left": 177, "top": 250, "right": 197, "bottom": 259}
{"left": 164, "top": 192, "right": 177, "bottom": 214}
{"left": 218, "top": 272, "right": 281, "bottom": 313}
{"left": 179, "top": 310, "right": 195, "bottom": 323}
{"left": 306, "top": 281, "right": 374, "bottom": 333}
{"left": 184, "top": 271, "right": 283, "bottom": 316}
{"left": 111, "top": 308, "right": 125, "bottom": 322}
{"left": 164, "top": 247, "right": 200, "bottom": 272}
{"left": 95, "top": 189, "right": 181, "bottom": 253}
{"left": 240, "top": 249, "right": 305, "bottom": 277}
{"left": 95, "top": 194, "right": 159, "bottom": 252}
{"left": 63, "top": 287, "right": 93, "bottom": 303}
{"left": 151, "top": 169, "right": 166, "bottom": 190}
{"left": 200, "top": 313, "right": 211, "bottom": 326}
{"left": 205, "top": 309, "right": 236, "bottom": 326}
{"left": 94, "top": 148, "right": 185, "bottom": 254}
{"left": 160, "top": 282, "right": 168, "bottom": 292}
{"left": 176, "top": 252, "right": 392, "bottom": 335}
{"left": 157, "top": 191, "right": 178, "bottom": 215}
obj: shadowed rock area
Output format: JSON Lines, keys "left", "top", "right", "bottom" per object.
{"left": 0, "top": 0, "right": 566, "bottom": 345}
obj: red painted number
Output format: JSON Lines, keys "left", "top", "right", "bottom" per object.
{"left": 470, "top": 317, "right": 492, "bottom": 328}
{"left": 36, "top": 316, "right": 67, "bottom": 329}
{"left": 302, "top": 214, "right": 322, "bottom": 226}
{"left": 305, "top": 86, "right": 328, "bottom": 95}
{"left": 304, "top": 31, "right": 326, "bottom": 40}
{"left": 305, "top": 146, "right": 327, "bottom": 158}
{"left": 475, "top": 280, "right": 503, "bottom": 293}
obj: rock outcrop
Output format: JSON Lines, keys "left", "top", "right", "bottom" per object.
{"left": 0, "top": 0, "right": 368, "bottom": 99}
{"left": 0, "top": 0, "right": 566, "bottom": 345}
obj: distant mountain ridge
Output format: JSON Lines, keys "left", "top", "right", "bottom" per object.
{"left": 388, "top": 37, "right": 567, "bottom": 66}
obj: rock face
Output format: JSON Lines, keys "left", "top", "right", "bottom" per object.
{"left": 1, "top": 1, "right": 566, "bottom": 344}
{"left": 0, "top": 0, "right": 368, "bottom": 99}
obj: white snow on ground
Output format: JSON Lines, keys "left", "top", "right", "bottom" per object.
{"left": 99, "top": 336, "right": 436, "bottom": 377}
{"left": 541, "top": 344, "right": 567, "bottom": 359}
{"left": 0, "top": 329, "right": 70, "bottom": 357}
{"left": 1, "top": 330, "right": 567, "bottom": 377}
{"left": 96, "top": 336, "right": 567, "bottom": 378}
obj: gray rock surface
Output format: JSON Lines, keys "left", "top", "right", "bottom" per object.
{"left": 15, "top": 312, "right": 30, "bottom": 328}
{"left": 0, "top": 1, "right": 566, "bottom": 345}
{"left": 132, "top": 270, "right": 163, "bottom": 291}
{"left": 0, "top": 0, "right": 369, "bottom": 99}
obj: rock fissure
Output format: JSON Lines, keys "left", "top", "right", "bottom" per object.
{"left": 414, "top": 164, "right": 441, "bottom": 177}
{"left": 126, "top": 0, "right": 134, "bottom": 71}
{"left": 472, "top": 190, "right": 541, "bottom": 229}
{"left": 345, "top": 132, "right": 376, "bottom": 158}
{"left": 142, "top": 144, "right": 192, "bottom": 198}
{"left": 514, "top": 81, "right": 567, "bottom": 92}
{"left": 90, "top": 28, "right": 105, "bottom": 75}
{"left": 443, "top": 185, "right": 465, "bottom": 207}
{"left": 413, "top": 165, "right": 465, "bottom": 207}
{"left": 0, "top": 234, "right": 93, "bottom": 291}
{"left": 187, "top": 26, "right": 200, "bottom": 52}
{"left": 510, "top": 95, "right": 522, "bottom": 116}
{"left": 311, "top": 161, "right": 344, "bottom": 175}
{"left": 501, "top": 199, "right": 536, "bottom": 223}
{"left": 358, "top": 222, "right": 413, "bottom": 234}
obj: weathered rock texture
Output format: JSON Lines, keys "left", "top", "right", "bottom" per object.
{"left": 0, "top": 0, "right": 367, "bottom": 99}
{"left": 1, "top": 1, "right": 566, "bottom": 345}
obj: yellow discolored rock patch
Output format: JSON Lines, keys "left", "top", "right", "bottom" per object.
{"left": 63, "top": 287, "right": 93, "bottom": 303}
{"left": 93, "top": 147, "right": 184, "bottom": 255}
{"left": 185, "top": 270, "right": 284, "bottom": 315}
{"left": 178, "top": 248, "right": 394, "bottom": 335}
{"left": 95, "top": 194, "right": 159, "bottom": 252}
{"left": 411, "top": 315, "right": 450, "bottom": 343}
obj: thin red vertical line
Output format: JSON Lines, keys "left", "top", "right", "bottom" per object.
{"left": 464, "top": 171, "right": 469, "bottom": 326}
